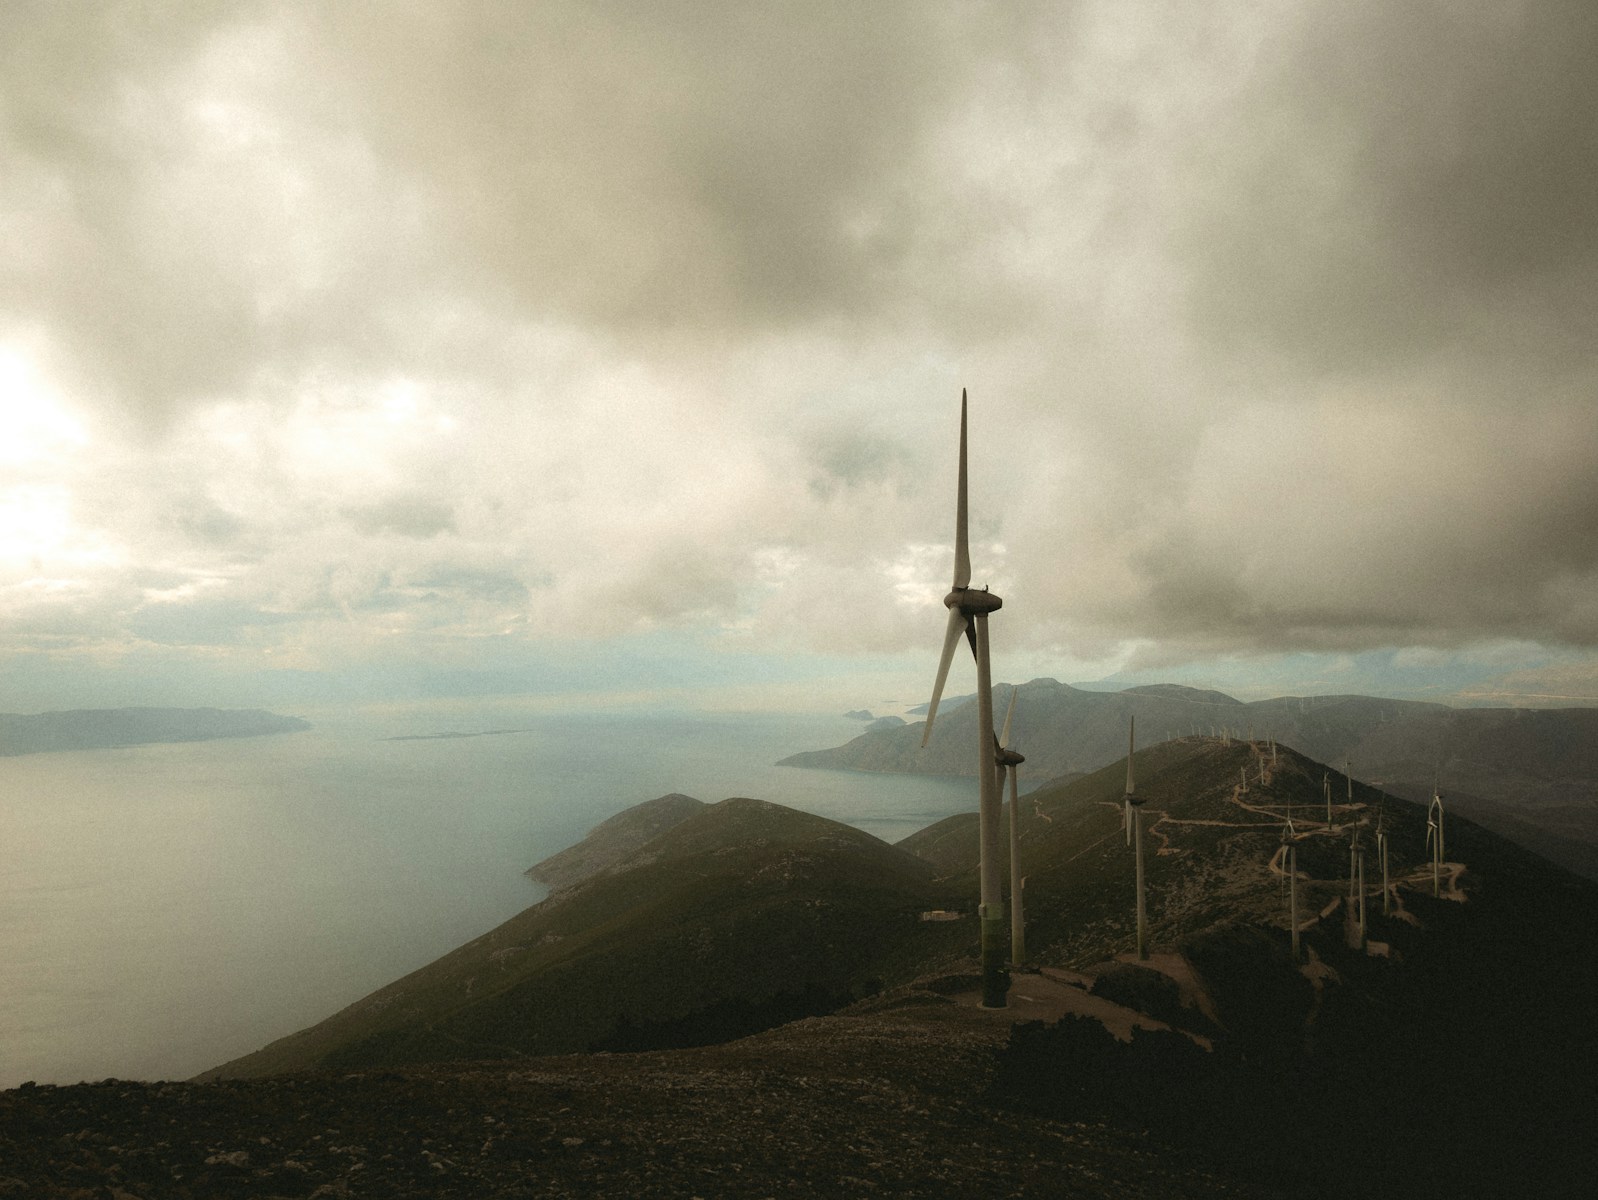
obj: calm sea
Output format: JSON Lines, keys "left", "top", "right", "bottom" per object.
{"left": 0, "top": 702, "right": 973, "bottom": 1087}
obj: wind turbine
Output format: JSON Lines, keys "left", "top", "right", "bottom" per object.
{"left": 921, "top": 390, "right": 1007, "bottom": 1008}
{"left": 1122, "top": 717, "right": 1148, "bottom": 961}
{"left": 1281, "top": 815, "right": 1300, "bottom": 960}
{"left": 1427, "top": 782, "right": 1446, "bottom": 898}
{"left": 1357, "top": 831, "right": 1367, "bottom": 944}
{"left": 1376, "top": 798, "right": 1391, "bottom": 917}
{"left": 1348, "top": 820, "right": 1367, "bottom": 947}
{"left": 1323, "top": 772, "right": 1332, "bottom": 825}
{"left": 996, "top": 691, "right": 1026, "bottom": 970}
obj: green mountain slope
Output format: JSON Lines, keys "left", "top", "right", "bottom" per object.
{"left": 901, "top": 736, "right": 1462, "bottom": 967}
{"left": 788, "top": 678, "right": 1598, "bottom": 878}
{"left": 525, "top": 792, "right": 706, "bottom": 890}
{"left": 203, "top": 798, "right": 947, "bottom": 1078}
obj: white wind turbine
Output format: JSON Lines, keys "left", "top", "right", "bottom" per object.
{"left": 1281, "top": 814, "right": 1301, "bottom": 960}
{"left": 996, "top": 691, "right": 1026, "bottom": 969}
{"left": 1355, "top": 826, "right": 1367, "bottom": 944}
{"left": 1427, "top": 781, "right": 1446, "bottom": 898}
{"left": 1345, "top": 763, "right": 1369, "bottom": 943}
{"left": 921, "top": 389, "right": 1008, "bottom": 1008}
{"left": 1376, "top": 798, "right": 1391, "bottom": 917}
{"left": 1122, "top": 717, "right": 1148, "bottom": 961}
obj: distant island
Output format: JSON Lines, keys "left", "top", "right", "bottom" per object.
{"left": 0, "top": 707, "right": 311, "bottom": 757}
{"left": 383, "top": 728, "right": 535, "bottom": 742}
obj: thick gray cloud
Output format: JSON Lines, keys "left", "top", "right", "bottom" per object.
{"left": 3, "top": 1, "right": 1597, "bottom": 705}
{"left": 305, "top": 1, "right": 981, "bottom": 334}
{"left": 1177, "top": 0, "right": 1598, "bottom": 371}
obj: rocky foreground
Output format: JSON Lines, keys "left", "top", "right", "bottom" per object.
{"left": 2, "top": 992, "right": 1270, "bottom": 1200}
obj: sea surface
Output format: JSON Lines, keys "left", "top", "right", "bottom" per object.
{"left": 0, "top": 702, "right": 974, "bottom": 1088}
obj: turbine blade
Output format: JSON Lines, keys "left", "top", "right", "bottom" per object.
{"left": 921, "top": 607, "right": 968, "bottom": 747}
{"left": 1000, "top": 689, "right": 1016, "bottom": 749}
{"left": 953, "top": 390, "right": 971, "bottom": 589}
{"left": 963, "top": 614, "right": 978, "bottom": 660}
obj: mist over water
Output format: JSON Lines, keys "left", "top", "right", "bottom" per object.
{"left": 0, "top": 703, "right": 972, "bottom": 1087}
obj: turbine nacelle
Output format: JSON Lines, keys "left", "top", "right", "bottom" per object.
{"left": 945, "top": 586, "right": 1003, "bottom": 615}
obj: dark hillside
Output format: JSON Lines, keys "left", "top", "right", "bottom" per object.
{"left": 794, "top": 680, "right": 1598, "bottom": 878}
{"left": 204, "top": 798, "right": 946, "bottom": 1078}
{"left": 525, "top": 792, "right": 706, "bottom": 890}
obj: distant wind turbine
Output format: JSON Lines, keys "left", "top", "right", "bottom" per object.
{"left": 920, "top": 390, "right": 1008, "bottom": 1008}
{"left": 1282, "top": 815, "right": 1300, "bottom": 960}
{"left": 1356, "top": 832, "right": 1367, "bottom": 943}
{"left": 1376, "top": 799, "right": 1391, "bottom": 917}
{"left": 996, "top": 691, "right": 1026, "bottom": 970}
{"left": 1348, "top": 820, "right": 1367, "bottom": 947}
{"left": 1323, "top": 772, "right": 1332, "bottom": 825}
{"left": 1427, "top": 783, "right": 1446, "bottom": 898}
{"left": 1122, "top": 717, "right": 1148, "bottom": 960}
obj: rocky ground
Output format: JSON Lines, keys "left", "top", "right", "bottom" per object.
{"left": 1, "top": 991, "right": 1276, "bottom": 1200}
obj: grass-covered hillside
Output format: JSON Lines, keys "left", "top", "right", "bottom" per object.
{"left": 787, "top": 677, "right": 1598, "bottom": 879}
{"left": 203, "top": 798, "right": 951, "bottom": 1078}
{"left": 901, "top": 736, "right": 1445, "bottom": 967}
{"left": 524, "top": 792, "right": 706, "bottom": 890}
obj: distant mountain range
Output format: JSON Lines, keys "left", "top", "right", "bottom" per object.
{"left": 0, "top": 707, "right": 310, "bottom": 756}
{"left": 780, "top": 678, "right": 1598, "bottom": 879}
{"left": 189, "top": 737, "right": 1598, "bottom": 1195}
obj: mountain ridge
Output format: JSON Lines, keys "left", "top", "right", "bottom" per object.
{"left": 202, "top": 797, "right": 945, "bottom": 1079}
{"left": 784, "top": 678, "right": 1598, "bottom": 879}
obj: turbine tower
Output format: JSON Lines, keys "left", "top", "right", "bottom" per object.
{"left": 996, "top": 691, "right": 1026, "bottom": 970}
{"left": 1123, "top": 717, "right": 1148, "bottom": 961}
{"left": 1376, "top": 798, "right": 1391, "bottom": 917}
{"left": 1282, "top": 815, "right": 1300, "bottom": 960}
{"left": 1427, "top": 783, "right": 1446, "bottom": 898}
{"left": 1348, "top": 820, "right": 1367, "bottom": 947}
{"left": 921, "top": 389, "right": 1007, "bottom": 1008}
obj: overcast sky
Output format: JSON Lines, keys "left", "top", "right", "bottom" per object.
{"left": 3, "top": 1, "right": 1597, "bottom": 713}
